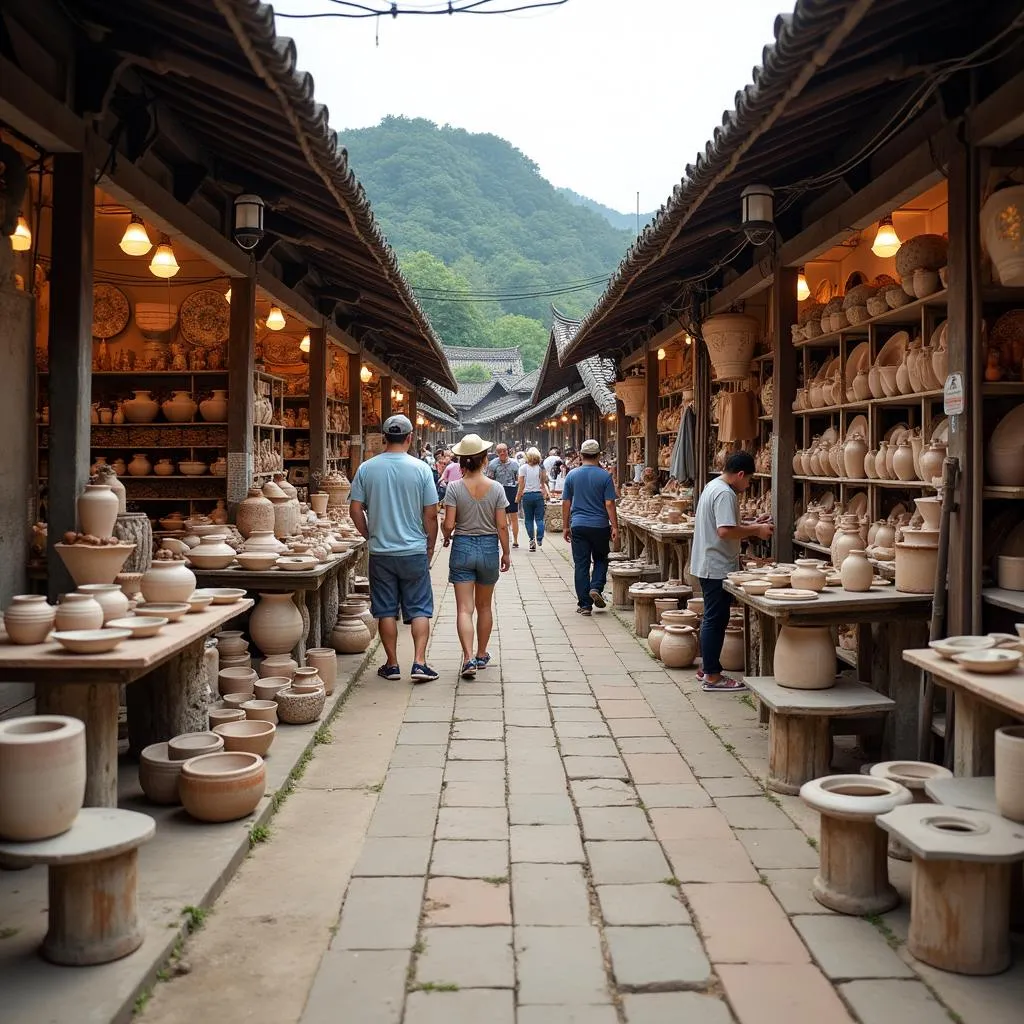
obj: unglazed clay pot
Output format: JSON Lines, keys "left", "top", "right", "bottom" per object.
{"left": 3, "top": 594, "right": 55, "bottom": 644}
{"left": 162, "top": 390, "right": 198, "bottom": 422}
{"left": 167, "top": 731, "right": 224, "bottom": 761}
{"left": 773, "top": 625, "right": 836, "bottom": 689}
{"left": 843, "top": 435, "right": 867, "bottom": 479}
{"left": 218, "top": 666, "right": 257, "bottom": 697}
{"left": 77, "top": 484, "right": 119, "bottom": 538}
{"left": 123, "top": 389, "right": 159, "bottom": 423}
{"left": 236, "top": 487, "right": 276, "bottom": 538}
{"left": 660, "top": 625, "right": 697, "bottom": 669}
{"left": 141, "top": 559, "right": 196, "bottom": 603}
{"left": 127, "top": 452, "right": 152, "bottom": 476}
{"left": 187, "top": 534, "right": 237, "bottom": 570}
{"left": 54, "top": 592, "right": 104, "bottom": 632}
{"left": 832, "top": 523, "right": 864, "bottom": 572}
{"left": 914, "top": 497, "right": 941, "bottom": 531}
{"left": 139, "top": 742, "right": 184, "bottom": 805}
{"left": 331, "top": 612, "right": 372, "bottom": 655}
{"left": 199, "top": 389, "right": 228, "bottom": 422}
{"left": 893, "top": 440, "right": 917, "bottom": 482}
{"left": 814, "top": 513, "right": 836, "bottom": 547}
{"left": 873, "top": 523, "right": 896, "bottom": 550}
{"left": 306, "top": 648, "right": 338, "bottom": 696}
{"left": 242, "top": 530, "right": 286, "bottom": 554}
{"left": 309, "top": 492, "right": 329, "bottom": 516}
{"left": 919, "top": 441, "right": 946, "bottom": 484}
{"left": 76, "top": 583, "right": 130, "bottom": 624}
{"left": 790, "top": 559, "right": 826, "bottom": 593}
{"left": 840, "top": 549, "right": 873, "bottom": 593}
{"left": 276, "top": 686, "right": 326, "bottom": 724}
{"left": 291, "top": 667, "right": 324, "bottom": 693}
{"left": 0, "top": 716, "right": 86, "bottom": 839}
{"left": 259, "top": 654, "right": 298, "bottom": 679}
{"left": 895, "top": 542, "right": 937, "bottom": 594}
{"left": 250, "top": 592, "right": 304, "bottom": 656}
{"left": 179, "top": 751, "right": 266, "bottom": 823}
{"left": 253, "top": 677, "right": 291, "bottom": 702}
{"left": 216, "top": 630, "right": 248, "bottom": 656}
{"left": 648, "top": 623, "right": 665, "bottom": 660}
{"left": 995, "top": 726, "right": 1024, "bottom": 823}
{"left": 342, "top": 597, "right": 377, "bottom": 640}
{"left": 720, "top": 626, "right": 745, "bottom": 672}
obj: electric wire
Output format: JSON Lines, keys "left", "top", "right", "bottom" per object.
{"left": 275, "top": 0, "right": 569, "bottom": 19}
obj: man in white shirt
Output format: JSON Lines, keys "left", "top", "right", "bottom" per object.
{"left": 543, "top": 448, "right": 560, "bottom": 477}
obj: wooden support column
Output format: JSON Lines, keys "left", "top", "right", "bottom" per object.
{"left": 348, "top": 352, "right": 363, "bottom": 477}
{"left": 644, "top": 349, "right": 658, "bottom": 471}
{"left": 615, "top": 401, "right": 628, "bottom": 489}
{"left": 773, "top": 266, "right": 799, "bottom": 562}
{"left": 694, "top": 336, "right": 711, "bottom": 494}
{"left": 408, "top": 391, "right": 418, "bottom": 438}
{"left": 308, "top": 326, "right": 327, "bottom": 479}
{"left": 380, "top": 375, "right": 392, "bottom": 426}
{"left": 47, "top": 153, "right": 94, "bottom": 599}
{"left": 227, "top": 274, "right": 255, "bottom": 511}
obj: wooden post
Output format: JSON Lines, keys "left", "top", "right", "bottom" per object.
{"left": 773, "top": 266, "right": 798, "bottom": 563}
{"left": 308, "top": 326, "right": 327, "bottom": 479}
{"left": 46, "top": 153, "right": 94, "bottom": 599}
{"left": 694, "top": 337, "right": 711, "bottom": 494}
{"left": 348, "top": 352, "right": 362, "bottom": 477}
{"left": 644, "top": 349, "right": 658, "bottom": 471}
{"left": 380, "top": 374, "right": 392, "bottom": 425}
{"left": 227, "top": 274, "right": 255, "bottom": 511}
{"left": 408, "top": 391, "right": 418, "bottom": 440}
{"left": 615, "top": 401, "right": 627, "bottom": 489}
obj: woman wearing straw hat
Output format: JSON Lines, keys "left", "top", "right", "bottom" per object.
{"left": 442, "top": 433, "right": 511, "bottom": 678}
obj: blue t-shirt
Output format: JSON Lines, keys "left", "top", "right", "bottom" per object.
{"left": 349, "top": 452, "right": 439, "bottom": 556}
{"left": 562, "top": 464, "right": 616, "bottom": 529}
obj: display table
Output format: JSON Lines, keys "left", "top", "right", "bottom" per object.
{"left": 726, "top": 583, "right": 930, "bottom": 756}
{"left": 0, "top": 600, "right": 253, "bottom": 807}
{"left": 619, "top": 517, "right": 692, "bottom": 580}
{"left": 902, "top": 648, "right": 1024, "bottom": 776}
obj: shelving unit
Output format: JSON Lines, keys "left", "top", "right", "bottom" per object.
{"left": 252, "top": 370, "right": 285, "bottom": 482}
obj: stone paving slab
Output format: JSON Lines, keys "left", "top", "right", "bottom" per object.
{"left": 512, "top": 863, "right": 591, "bottom": 925}
{"left": 301, "top": 948, "right": 409, "bottom": 1024}
{"left": 517, "top": 1007, "right": 618, "bottom": 1024}
{"left": 794, "top": 916, "right": 915, "bottom": 979}
{"left": 424, "top": 877, "right": 511, "bottom": 926}
{"left": 515, "top": 926, "right": 609, "bottom": 1005}
{"left": 596, "top": 883, "right": 691, "bottom": 925}
{"left": 718, "top": 963, "right": 855, "bottom": 1023}
{"left": 622, "top": 992, "right": 736, "bottom": 1024}
{"left": 416, "top": 925, "right": 515, "bottom": 988}
{"left": 605, "top": 925, "right": 711, "bottom": 989}
{"left": 511, "top": 825, "right": 586, "bottom": 863}
{"left": 405, "top": 989, "right": 515, "bottom": 1024}
{"left": 838, "top": 980, "right": 952, "bottom": 1024}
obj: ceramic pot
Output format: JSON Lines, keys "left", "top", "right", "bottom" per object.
{"left": 3, "top": 594, "right": 55, "bottom": 644}
{"left": 167, "top": 731, "right": 224, "bottom": 761}
{"left": 661, "top": 608, "right": 698, "bottom": 629}
{"left": 188, "top": 534, "right": 237, "bottom": 570}
{"left": 162, "top": 390, "right": 197, "bottom": 423}
{"left": 884, "top": 442, "right": 897, "bottom": 479}
{"left": 910, "top": 433, "right": 925, "bottom": 479}
{"left": 863, "top": 450, "right": 877, "bottom": 479}
{"left": 868, "top": 366, "right": 884, "bottom": 399}
{"left": 123, "top": 389, "right": 159, "bottom": 423}
{"left": 250, "top": 592, "right": 304, "bottom": 656}
{"left": 254, "top": 677, "right": 291, "bottom": 702}
{"left": 893, "top": 440, "right": 917, "bottom": 482}
{"left": 240, "top": 700, "right": 279, "bottom": 724}
{"left": 77, "top": 484, "right": 119, "bottom": 538}
{"left": 141, "top": 559, "right": 196, "bottom": 603}
{"left": 0, "top": 716, "right": 85, "bottom": 840}
{"left": 982, "top": 185, "right": 1024, "bottom": 286}
{"left": 773, "top": 625, "right": 836, "bottom": 689}
{"left": 199, "top": 389, "right": 228, "bottom": 422}
{"left": 209, "top": 708, "right": 246, "bottom": 729}
{"left": 54, "top": 593, "right": 104, "bottom": 632}
{"left": 660, "top": 625, "right": 697, "bottom": 669}
{"left": 276, "top": 686, "right": 326, "bottom": 725}
{"left": 309, "top": 493, "right": 329, "bottom": 516}
{"left": 154, "top": 458, "right": 175, "bottom": 477}
{"left": 840, "top": 549, "right": 873, "bottom": 592}
{"left": 896, "top": 357, "right": 912, "bottom": 395}
{"left": 236, "top": 487, "right": 276, "bottom": 538}
{"left": 341, "top": 598, "right": 377, "bottom": 640}
{"left": 138, "top": 742, "right": 184, "bottom": 805}
{"left": 216, "top": 630, "right": 248, "bottom": 656}
{"left": 331, "top": 612, "right": 372, "bottom": 655}
{"left": 814, "top": 513, "right": 836, "bottom": 547}
{"left": 913, "top": 268, "right": 940, "bottom": 298}
{"left": 853, "top": 369, "right": 871, "bottom": 401}
{"left": 291, "top": 667, "right": 324, "bottom": 693}
{"left": 791, "top": 559, "right": 826, "bottom": 592}
{"left": 94, "top": 465, "right": 126, "bottom": 513}
{"left": 242, "top": 530, "right": 286, "bottom": 554}
{"left": 179, "top": 751, "right": 266, "bottom": 823}
{"left": 994, "top": 725, "right": 1024, "bottom": 822}
{"left": 701, "top": 313, "right": 758, "bottom": 382}
{"left": 306, "top": 648, "right": 338, "bottom": 696}
{"left": 895, "top": 542, "right": 937, "bottom": 594}
{"left": 76, "top": 583, "right": 130, "bottom": 623}
{"left": 914, "top": 497, "right": 941, "bottom": 531}
{"left": 259, "top": 654, "right": 298, "bottom": 679}
{"left": 614, "top": 377, "right": 646, "bottom": 417}
{"left": 127, "top": 453, "right": 152, "bottom": 476}
{"left": 648, "top": 623, "right": 665, "bottom": 659}
{"left": 874, "top": 522, "right": 896, "bottom": 550}
{"left": 218, "top": 666, "right": 257, "bottom": 697}
{"left": 213, "top": 720, "right": 276, "bottom": 757}
{"left": 720, "top": 627, "right": 745, "bottom": 672}
{"left": 919, "top": 442, "right": 946, "bottom": 484}
{"left": 843, "top": 435, "right": 867, "bottom": 479}
{"left": 873, "top": 444, "right": 889, "bottom": 479}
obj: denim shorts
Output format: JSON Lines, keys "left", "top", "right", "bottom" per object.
{"left": 368, "top": 552, "right": 433, "bottom": 623}
{"left": 449, "top": 534, "right": 500, "bottom": 586}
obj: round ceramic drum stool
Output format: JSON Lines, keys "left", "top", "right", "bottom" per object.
{"left": 609, "top": 563, "right": 661, "bottom": 610}
{"left": 800, "top": 774, "right": 912, "bottom": 915}
{"left": 878, "top": 804, "right": 1024, "bottom": 975}
{"left": 0, "top": 808, "right": 155, "bottom": 965}
{"left": 868, "top": 761, "right": 952, "bottom": 860}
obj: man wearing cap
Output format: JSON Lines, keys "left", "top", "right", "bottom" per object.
{"left": 562, "top": 439, "right": 619, "bottom": 615}
{"left": 349, "top": 414, "right": 440, "bottom": 683}
{"left": 486, "top": 443, "right": 521, "bottom": 549}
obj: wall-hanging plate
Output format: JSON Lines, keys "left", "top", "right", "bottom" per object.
{"left": 846, "top": 414, "right": 868, "bottom": 439}
{"left": 813, "top": 279, "right": 834, "bottom": 304}
{"left": 180, "top": 288, "right": 231, "bottom": 348}
{"left": 92, "top": 284, "right": 130, "bottom": 339}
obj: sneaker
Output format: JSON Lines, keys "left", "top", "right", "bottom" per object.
{"left": 513, "top": 542, "right": 519, "bottom": 548}
{"left": 377, "top": 664, "right": 401, "bottom": 681}
{"left": 537, "top": 538, "right": 543, "bottom": 547}
{"left": 576, "top": 607, "right": 592, "bottom": 616}
{"left": 529, "top": 540, "right": 536, "bottom": 552}
{"left": 475, "top": 653, "right": 492, "bottom": 670}
{"left": 589, "top": 589, "right": 606, "bottom": 609}
{"left": 410, "top": 662, "right": 439, "bottom": 683}
{"left": 461, "top": 659, "right": 478, "bottom": 679}
{"left": 701, "top": 675, "right": 747, "bottom": 692}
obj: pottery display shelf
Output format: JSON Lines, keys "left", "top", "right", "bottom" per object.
{"left": 0, "top": 600, "right": 252, "bottom": 807}
{"left": 902, "top": 647, "right": 1024, "bottom": 777}
{"left": 619, "top": 517, "right": 694, "bottom": 581}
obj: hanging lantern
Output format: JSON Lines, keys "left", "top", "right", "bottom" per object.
{"left": 233, "top": 194, "right": 265, "bottom": 251}
{"left": 266, "top": 306, "right": 286, "bottom": 331}
{"left": 741, "top": 184, "right": 774, "bottom": 245}
{"left": 149, "top": 235, "right": 180, "bottom": 278}
{"left": 360, "top": 365, "right": 372, "bottom": 384}
{"left": 870, "top": 214, "right": 901, "bottom": 258}
{"left": 657, "top": 348, "right": 666, "bottom": 360}
{"left": 119, "top": 214, "right": 152, "bottom": 256}
{"left": 9, "top": 214, "right": 31, "bottom": 252}
{"left": 797, "top": 269, "right": 810, "bottom": 301}
{"left": 299, "top": 332, "right": 311, "bottom": 353}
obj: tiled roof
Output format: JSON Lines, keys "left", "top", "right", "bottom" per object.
{"left": 418, "top": 403, "right": 460, "bottom": 428}
{"left": 415, "top": 381, "right": 458, "bottom": 418}
{"left": 509, "top": 367, "right": 541, "bottom": 394}
{"left": 465, "top": 391, "right": 534, "bottom": 426}
{"left": 534, "top": 308, "right": 617, "bottom": 415}
{"left": 513, "top": 387, "right": 570, "bottom": 425}
{"left": 443, "top": 346, "right": 525, "bottom": 379}
{"left": 435, "top": 380, "right": 509, "bottom": 411}
{"left": 556, "top": 388, "right": 591, "bottom": 415}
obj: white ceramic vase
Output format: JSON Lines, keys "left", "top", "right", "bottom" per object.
{"left": 3, "top": 594, "right": 55, "bottom": 644}
{"left": 77, "top": 483, "right": 119, "bottom": 538}
{"left": 141, "top": 560, "right": 197, "bottom": 603}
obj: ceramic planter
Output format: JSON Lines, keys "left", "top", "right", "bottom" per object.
{"left": 3, "top": 594, "right": 55, "bottom": 644}
{"left": 701, "top": 313, "right": 758, "bottom": 382}
{"left": 162, "top": 390, "right": 198, "bottom": 422}
{"left": 179, "top": 751, "right": 266, "bottom": 823}
{"left": 55, "top": 543, "right": 134, "bottom": 586}
{"left": 54, "top": 593, "right": 104, "bottom": 632}
{"left": 995, "top": 726, "right": 1024, "bottom": 822}
{"left": 236, "top": 488, "right": 276, "bottom": 538}
{"left": 199, "top": 389, "right": 228, "bottom": 422}
{"left": 895, "top": 542, "right": 938, "bottom": 594}
{"left": 240, "top": 700, "right": 279, "bottom": 724}
{"left": 306, "top": 648, "right": 338, "bottom": 696}
{"left": 309, "top": 493, "right": 329, "bottom": 516}
{"left": 614, "top": 377, "right": 646, "bottom": 417}
{"left": 982, "top": 185, "right": 1024, "bottom": 287}
{"left": 168, "top": 731, "right": 225, "bottom": 761}
{"left": 276, "top": 686, "right": 326, "bottom": 725}
{"left": 773, "top": 625, "right": 836, "bottom": 689}
{"left": 840, "top": 550, "right": 873, "bottom": 592}
{"left": 259, "top": 654, "right": 298, "bottom": 679}
{"left": 77, "top": 484, "right": 119, "bottom": 538}
{"left": 331, "top": 612, "right": 372, "bottom": 655}
{"left": 0, "top": 716, "right": 86, "bottom": 839}
{"left": 660, "top": 625, "right": 697, "bottom": 669}
{"left": 218, "top": 666, "right": 257, "bottom": 696}
{"left": 123, "top": 390, "right": 159, "bottom": 423}
{"left": 212, "top": 720, "right": 276, "bottom": 757}
{"left": 141, "top": 559, "right": 196, "bottom": 604}
{"left": 250, "top": 592, "right": 304, "bottom": 656}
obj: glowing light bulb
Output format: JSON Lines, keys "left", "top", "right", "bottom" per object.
{"left": 300, "top": 333, "right": 311, "bottom": 353}
{"left": 149, "top": 236, "right": 179, "bottom": 278}
{"left": 871, "top": 214, "right": 901, "bottom": 258}
{"left": 225, "top": 286, "right": 232, "bottom": 303}
{"left": 266, "top": 306, "right": 286, "bottom": 331}
{"left": 119, "top": 215, "right": 152, "bottom": 256}
{"left": 10, "top": 215, "right": 32, "bottom": 252}
{"left": 797, "top": 271, "right": 810, "bottom": 301}
{"left": 360, "top": 365, "right": 372, "bottom": 384}
{"left": 657, "top": 348, "right": 666, "bottom": 360}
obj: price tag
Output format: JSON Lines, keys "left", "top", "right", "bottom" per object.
{"left": 943, "top": 373, "right": 965, "bottom": 416}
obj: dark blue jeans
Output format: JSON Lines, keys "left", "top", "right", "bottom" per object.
{"left": 521, "top": 492, "right": 545, "bottom": 542}
{"left": 698, "top": 577, "right": 733, "bottom": 676}
{"left": 571, "top": 526, "right": 611, "bottom": 609}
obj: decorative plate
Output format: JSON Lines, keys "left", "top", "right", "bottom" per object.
{"left": 844, "top": 271, "right": 867, "bottom": 292}
{"left": 847, "top": 414, "right": 868, "bottom": 440}
{"left": 262, "top": 334, "right": 304, "bottom": 365}
{"left": 92, "top": 284, "right": 130, "bottom": 339}
{"left": 180, "top": 288, "right": 231, "bottom": 348}
{"left": 876, "top": 330, "right": 910, "bottom": 367}
{"left": 930, "top": 416, "right": 949, "bottom": 444}
{"left": 844, "top": 343, "right": 871, "bottom": 391}
{"left": 821, "top": 427, "right": 839, "bottom": 445}
{"left": 813, "top": 278, "right": 834, "bottom": 304}
{"left": 989, "top": 309, "right": 1024, "bottom": 358}
{"left": 765, "top": 588, "right": 820, "bottom": 602}
{"left": 846, "top": 491, "right": 868, "bottom": 516}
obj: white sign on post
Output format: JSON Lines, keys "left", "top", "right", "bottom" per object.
{"left": 943, "top": 373, "right": 965, "bottom": 417}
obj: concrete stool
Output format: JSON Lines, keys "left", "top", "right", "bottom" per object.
{"left": 868, "top": 761, "right": 952, "bottom": 861}
{"left": 0, "top": 808, "right": 155, "bottom": 965}
{"left": 877, "top": 803, "right": 1024, "bottom": 975}
{"left": 629, "top": 585, "right": 693, "bottom": 638}
{"left": 609, "top": 563, "right": 661, "bottom": 609}
{"left": 800, "top": 774, "right": 912, "bottom": 915}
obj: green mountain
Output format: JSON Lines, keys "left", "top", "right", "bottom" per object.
{"left": 341, "top": 116, "right": 635, "bottom": 370}
{"left": 556, "top": 187, "right": 654, "bottom": 233}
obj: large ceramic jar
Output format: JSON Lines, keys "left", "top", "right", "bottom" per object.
{"left": 77, "top": 483, "right": 119, "bottom": 538}
{"left": 179, "top": 751, "right": 266, "bottom": 823}
{"left": 331, "top": 611, "right": 372, "bottom": 655}
{"left": 123, "top": 389, "right": 159, "bottom": 423}
{"left": 840, "top": 549, "right": 873, "bottom": 593}
{"left": 199, "top": 389, "right": 228, "bottom": 423}
{"left": 720, "top": 627, "right": 745, "bottom": 672}
{"left": 76, "top": 583, "right": 130, "bottom": 623}
{"left": 323, "top": 472, "right": 352, "bottom": 508}
{"left": 919, "top": 441, "right": 946, "bottom": 484}
{"left": 236, "top": 486, "right": 276, "bottom": 538}
{"left": 162, "top": 390, "right": 198, "bottom": 423}
{"left": 873, "top": 522, "right": 896, "bottom": 550}
{"left": 700, "top": 312, "right": 759, "bottom": 382}
{"left": 892, "top": 440, "right": 917, "bottom": 482}
{"left": 306, "top": 648, "right": 338, "bottom": 696}
{"left": 0, "top": 715, "right": 85, "bottom": 840}
{"left": 128, "top": 453, "right": 152, "bottom": 477}
{"left": 895, "top": 542, "right": 937, "bottom": 594}
{"left": 660, "top": 625, "right": 697, "bottom": 669}
{"left": 994, "top": 725, "right": 1024, "bottom": 823}
{"left": 342, "top": 596, "right": 377, "bottom": 639}
{"left": 54, "top": 592, "right": 104, "bottom": 632}
{"left": 243, "top": 530, "right": 287, "bottom": 554}
{"left": 772, "top": 625, "right": 836, "bottom": 689}
{"left": 648, "top": 623, "right": 665, "bottom": 660}
{"left": 790, "top": 559, "right": 826, "bottom": 592}
{"left": 814, "top": 513, "right": 836, "bottom": 547}
{"left": 250, "top": 592, "right": 304, "bottom": 656}
{"left": 843, "top": 435, "right": 868, "bottom": 479}
{"left": 94, "top": 465, "right": 126, "bottom": 514}
{"left": 141, "top": 558, "right": 196, "bottom": 603}
{"left": 981, "top": 184, "right": 1024, "bottom": 287}
{"left": 832, "top": 522, "right": 863, "bottom": 571}
{"left": 3, "top": 594, "right": 55, "bottom": 644}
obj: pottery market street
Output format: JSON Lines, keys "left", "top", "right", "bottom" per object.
{"left": 137, "top": 543, "right": 1022, "bottom": 1024}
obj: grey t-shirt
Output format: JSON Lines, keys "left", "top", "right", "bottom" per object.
{"left": 690, "top": 476, "right": 740, "bottom": 579}
{"left": 443, "top": 478, "right": 509, "bottom": 536}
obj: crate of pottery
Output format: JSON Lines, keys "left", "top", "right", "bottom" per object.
{"left": 122, "top": 477, "right": 224, "bottom": 500}
{"left": 181, "top": 425, "right": 227, "bottom": 446}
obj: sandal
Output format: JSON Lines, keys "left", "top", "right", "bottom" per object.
{"left": 701, "top": 675, "right": 747, "bottom": 692}
{"left": 461, "top": 660, "right": 478, "bottom": 679}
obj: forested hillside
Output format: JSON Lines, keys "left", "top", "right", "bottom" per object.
{"left": 342, "top": 117, "right": 635, "bottom": 370}
{"left": 556, "top": 187, "right": 655, "bottom": 233}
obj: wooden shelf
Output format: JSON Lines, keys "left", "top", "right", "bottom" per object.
{"left": 88, "top": 421, "right": 227, "bottom": 427}
{"left": 982, "top": 382, "right": 1024, "bottom": 396}
{"left": 794, "top": 539, "right": 831, "bottom": 556}
{"left": 983, "top": 486, "right": 1024, "bottom": 499}
{"left": 982, "top": 588, "right": 1024, "bottom": 614}
{"left": 794, "top": 475, "right": 933, "bottom": 489}
{"left": 122, "top": 474, "right": 224, "bottom": 481}
{"left": 40, "top": 370, "right": 229, "bottom": 377}
{"left": 794, "top": 290, "right": 948, "bottom": 349}
{"left": 795, "top": 391, "right": 941, "bottom": 415}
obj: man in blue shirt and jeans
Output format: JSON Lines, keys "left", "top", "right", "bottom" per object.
{"left": 350, "top": 415, "right": 440, "bottom": 683}
{"left": 562, "top": 439, "right": 619, "bottom": 616}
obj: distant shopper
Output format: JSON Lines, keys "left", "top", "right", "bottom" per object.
{"left": 442, "top": 434, "right": 511, "bottom": 679}
{"left": 562, "top": 439, "right": 618, "bottom": 615}
{"left": 691, "top": 451, "right": 773, "bottom": 692}
{"left": 543, "top": 447, "right": 561, "bottom": 478}
{"left": 349, "top": 415, "right": 440, "bottom": 684}
{"left": 486, "top": 443, "right": 521, "bottom": 548}
{"left": 515, "top": 446, "right": 550, "bottom": 551}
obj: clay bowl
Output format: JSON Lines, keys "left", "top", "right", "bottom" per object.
{"left": 686, "top": 598, "right": 704, "bottom": 615}
{"left": 241, "top": 699, "right": 279, "bottom": 724}
{"left": 253, "top": 677, "right": 291, "bottom": 702}
{"left": 205, "top": 588, "right": 247, "bottom": 605}
{"left": 928, "top": 635, "right": 996, "bottom": 660}
{"left": 951, "top": 648, "right": 1022, "bottom": 674}
{"left": 209, "top": 707, "right": 246, "bottom": 728}
{"left": 139, "top": 742, "right": 183, "bottom": 805}
{"left": 762, "top": 572, "right": 791, "bottom": 589}
{"left": 107, "top": 616, "right": 168, "bottom": 638}
{"left": 53, "top": 542, "right": 135, "bottom": 586}
{"left": 51, "top": 628, "right": 132, "bottom": 654}
{"left": 741, "top": 580, "right": 771, "bottom": 597}
{"left": 186, "top": 592, "right": 216, "bottom": 613}
{"left": 187, "top": 551, "right": 237, "bottom": 571}
{"left": 219, "top": 654, "right": 252, "bottom": 670}
{"left": 222, "top": 691, "right": 254, "bottom": 710}
{"left": 168, "top": 731, "right": 225, "bottom": 761}
{"left": 276, "top": 555, "right": 318, "bottom": 573}
{"left": 212, "top": 720, "right": 276, "bottom": 757}
{"left": 215, "top": 630, "right": 247, "bottom": 652}
{"left": 218, "top": 666, "right": 257, "bottom": 696}
{"left": 235, "top": 552, "right": 279, "bottom": 572}
{"left": 178, "top": 751, "right": 266, "bottom": 823}
{"left": 135, "top": 602, "right": 190, "bottom": 622}
{"left": 275, "top": 686, "right": 326, "bottom": 725}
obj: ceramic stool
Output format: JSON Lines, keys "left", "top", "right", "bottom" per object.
{"left": 609, "top": 564, "right": 660, "bottom": 609}
{"left": 868, "top": 760, "right": 952, "bottom": 860}
{"left": 800, "top": 774, "right": 912, "bottom": 914}
{"left": 0, "top": 808, "right": 155, "bottom": 965}
{"left": 878, "top": 803, "right": 1024, "bottom": 975}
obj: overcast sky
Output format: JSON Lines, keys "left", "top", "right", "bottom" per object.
{"left": 275, "top": 0, "right": 787, "bottom": 214}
